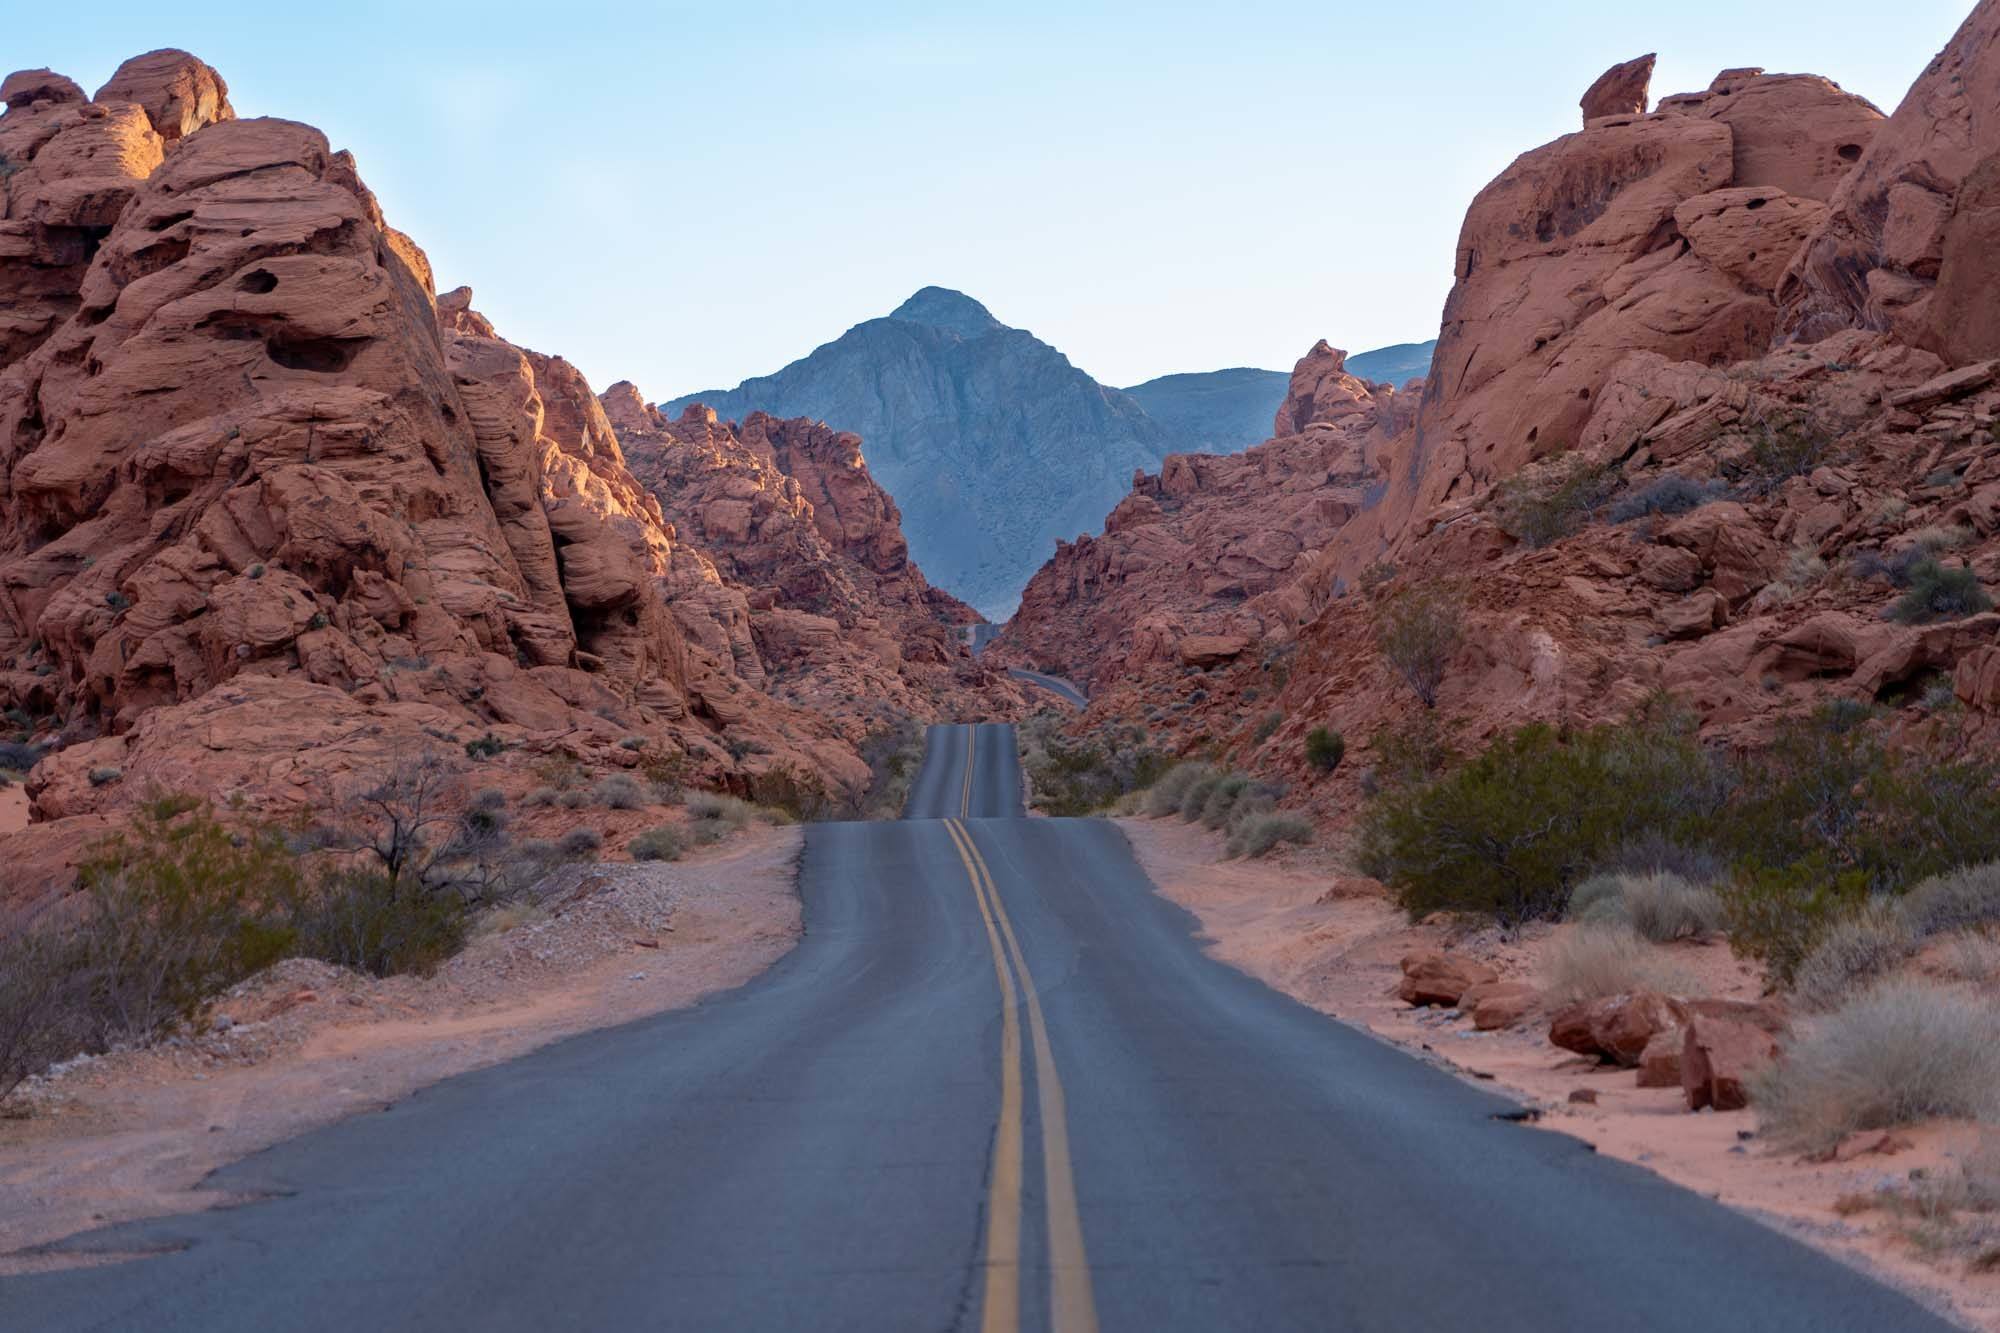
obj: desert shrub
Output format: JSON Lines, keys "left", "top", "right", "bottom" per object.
{"left": 1179, "top": 770, "right": 1223, "bottom": 822}
{"left": 1304, "top": 726, "right": 1345, "bottom": 774}
{"left": 1356, "top": 712, "right": 1727, "bottom": 927}
{"left": 619, "top": 735, "right": 646, "bottom": 752}
{"left": 463, "top": 732, "right": 505, "bottom": 760}
{"left": 752, "top": 762, "right": 835, "bottom": 822}
{"left": 1851, "top": 544, "right": 1930, "bottom": 588}
{"left": 558, "top": 789, "right": 589, "bottom": 810}
{"left": 1721, "top": 856, "right": 1869, "bottom": 987}
{"left": 1569, "top": 870, "right": 1722, "bottom": 942}
{"left": 0, "top": 740, "right": 43, "bottom": 771}
{"left": 1143, "top": 763, "right": 1214, "bottom": 817}
{"left": 1753, "top": 980, "right": 2000, "bottom": 1152}
{"left": 1373, "top": 582, "right": 1463, "bottom": 709}
{"left": 1793, "top": 903, "right": 1920, "bottom": 1012}
{"left": 1609, "top": 474, "right": 1726, "bottom": 523}
{"left": 290, "top": 868, "right": 468, "bottom": 978}
{"left": 1897, "top": 863, "right": 2000, "bottom": 939}
{"left": 640, "top": 751, "right": 695, "bottom": 802}
{"left": 1543, "top": 924, "right": 1687, "bottom": 1006}
{"left": 558, "top": 827, "right": 603, "bottom": 857}
{"left": 1366, "top": 714, "right": 1454, "bottom": 791}
{"left": 1199, "top": 773, "right": 1254, "bottom": 830}
{"left": 1020, "top": 711, "right": 1168, "bottom": 817}
{"left": 0, "top": 920, "right": 94, "bottom": 1103}
{"left": 89, "top": 766, "right": 122, "bottom": 787}
{"left": 594, "top": 774, "right": 646, "bottom": 810}
{"left": 1253, "top": 711, "right": 1283, "bottom": 744}
{"left": 523, "top": 787, "right": 558, "bottom": 808}
{"left": 1226, "top": 811, "right": 1312, "bottom": 859}
{"left": 628, "top": 827, "right": 683, "bottom": 862}
{"left": 686, "top": 791, "right": 757, "bottom": 844}
{"left": 1496, "top": 458, "right": 1615, "bottom": 548}
{"left": 1891, "top": 559, "right": 1991, "bottom": 624}
{"left": 1591, "top": 831, "right": 1725, "bottom": 886}
{"left": 1737, "top": 413, "right": 1834, "bottom": 494}
{"left": 849, "top": 717, "right": 923, "bottom": 819}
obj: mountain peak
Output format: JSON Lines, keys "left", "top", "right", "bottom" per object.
{"left": 887, "top": 286, "right": 1004, "bottom": 338}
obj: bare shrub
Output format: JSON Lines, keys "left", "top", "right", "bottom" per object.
{"left": 1754, "top": 980, "right": 2000, "bottom": 1152}
{"left": 1794, "top": 903, "right": 1919, "bottom": 1011}
{"left": 558, "top": 828, "right": 603, "bottom": 857}
{"left": 1609, "top": 474, "right": 1727, "bottom": 523}
{"left": 1373, "top": 582, "right": 1463, "bottom": 709}
{"left": 1898, "top": 863, "right": 2000, "bottom": 939}
{"left": 1543, "top": 924, "right": 1688, "bottom": 1006}
{"left": 1226, "top": 811, "right": 1312, "bottom": 859}
{"left": 1200, "top": 773, "right": 1254, "bottom": 830}
{"left": 1143, "top": 763, "right": 1214, "bottom": 818}
{"left": 628, "top": 827, "right": 683, "bottom": 862}
{"left": 1178, "top": 770, "right": 1223, "bottom": 822}
{"left": 594, "top": 774, "right": 646, "bottom": 810}
{"left": 686, "top": 792, "right": 756, "bottom": 845}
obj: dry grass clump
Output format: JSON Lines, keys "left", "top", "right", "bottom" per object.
{"left": 1899, "top": 863, "right": 2000, "bottom": 938}
{"left": 627, "top": 826, "right": 683, "bottom": 862}
{"left": 1226, "top": 811, "right": 1311, "bottom": 859}
{"left": 1567, "top": 870, "right": 1722, "bottom": 943}
{"left": 1829, "top": 1133, "right": 2000, "bottom": 1273}
{"left": 1143, "top": 763, "right": 1215, "bottom": 818}
{"left": 1543, "top": 924, "right": 1689, "bottom": 1006}
{"left": 593, "top": 774, "right": 647, "bottom": 810}
{"left": 1753, "top": 980, "right": 2000, "bottom": 1152}
{"left": 686, "top": 791, "right": 758, "bottom": 845}
{"left": 1793, "top": 902, "right": 1919, "bottom": 1011}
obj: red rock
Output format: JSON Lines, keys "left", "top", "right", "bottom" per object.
{"left": 1462, "top": 980, "right": 1538, "bottom": 1030}
{"left": 1658, "top": 591, "right": 1727, "bottom": 640}
{"left": 1636, "top": 1029, "right": 1684, "bottom": 1088}
{"left": 1580, "top": 55, "right": 1654, "bottom": 123}
{"left": 1177, "top": 634, "right": 1250, "bottom": 668}
{"left": 1397, "top": 950, "right": 1499, "bottom": 1007}
{"left": 1550, "top": 992, "right": 1688, "bottom": 1066}
{"left": 1, "top": 69, "right": 84, "bottom": 109}
{"left": 1782, "top": 0, "right": 2000, "bottom": 355}
{"left": 92, "top": 49, "right": 234, "bottom": 142}
{"left": 1682, "top": 1014, "right": 1780, "bottom": 1112}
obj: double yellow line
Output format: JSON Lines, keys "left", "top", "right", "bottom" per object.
{"left": 945, "top": 727, "right": 1097, "bottom": 1333}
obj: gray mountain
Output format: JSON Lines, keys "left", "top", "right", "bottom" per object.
{"left": 666, "top": 288, "right": 1435, "bottom": 617}
{"left": 665, "top": 288, "right": 1175, "bottom": 618}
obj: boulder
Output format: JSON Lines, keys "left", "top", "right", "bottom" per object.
{"left": 1397, "top": 950, "right": 1500, "bottom": 1007}
{"left": 1636, "top": 1029, "right": 1684, "bottom": 1088}
{"left": 1581, "top": 54, "right": 1654, "bottom": 124}
{"left": 92, "top": 48, "right": 234, "bottom": 141}
{"left": 1, "top": 68, "right": 85, "bottom": 109}
{"left": 1682, "top": 1014, "right": 1780, "bottom": 1111}
{"left": 1177, "top": 634, "right": 1250, "bottom": 668}
{"left": 1549, "top": 991, "right": 1688, "bottom": 1066}
{"left": 1658, "top": 591, "right": 1727, "bottom": 639}
{"left": 1462, "top": 980, "right": 1539, "bottom": 1030}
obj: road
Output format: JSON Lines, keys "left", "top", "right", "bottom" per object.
{"left": 3, "top": 724, "right": 1950, "bottom": 1331}
{"left": 1007, "top": 667, "right": 1087, "bottom": 708}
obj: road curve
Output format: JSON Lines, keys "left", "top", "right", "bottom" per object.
{"left": 1008, "top": 668, "right": 1087, "bottom": 708}
{"left": 3, "top": 725, "right": 1951, "bottom": 1331}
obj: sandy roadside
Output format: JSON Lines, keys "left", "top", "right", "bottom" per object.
{"left": 1117, "top": 813, "right": 2000, "bottom": 1332}
{"left": 0, "top": 785, "right": 25, "bottom": 836}
{"left": 0, "top": 824, "right": 802, "bottom": 1268}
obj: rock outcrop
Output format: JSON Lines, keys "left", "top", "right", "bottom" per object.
{"left": 994, "top": 344, "right": 1416, "bottom": 688}
{"left": 1580, "top": 54, "right": 1654, "bottom": 123}
{"left": 1780, "top": 0, "right": 2000, "bottom": 363}
{"left": 0, "top": 50, "right": 1006, "bottom": 905}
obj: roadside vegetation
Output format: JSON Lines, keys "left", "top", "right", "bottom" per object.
{"left": 1018, "top": 709, "right": 1169, "bottom": 816}
{"left": 0, "top": 746, "right": 789, "bottom": 1105}
{"left": 1124, "top": 762, "right": 1311, "bottom": 859}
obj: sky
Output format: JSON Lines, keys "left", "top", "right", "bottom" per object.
{"left": 12, "top": 1, "right": 1976, "bottom": 395}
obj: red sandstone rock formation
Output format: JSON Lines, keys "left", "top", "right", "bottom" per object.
{"left": 994, "top": 347, "right": 1414, "bottom": 688}
{"left": 603, "top": 394, "right": 1017, "bottom": 733}
{"left": 0, "top": 50, "right": 998, "bottom": 903}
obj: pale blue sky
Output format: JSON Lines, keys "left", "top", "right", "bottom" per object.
{"left": 12, "top": 2, "right": 1974, "bottom": 394}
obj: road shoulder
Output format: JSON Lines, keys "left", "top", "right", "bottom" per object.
{"left": 1116, "top": 814, "right": 1998, "bottom": 1333}
{"left": 0, "top": 826, "right": 803, "bottom": 1269}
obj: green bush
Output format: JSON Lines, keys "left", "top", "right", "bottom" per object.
{"left": 1020, "top": 712, "right": 1169, "bottom": 817}
{"left": 628, "top": 827, "right": 683, "bottom": 862}
{"left": 1720, "top": 856, "right": 1868, "bottom": 987}
{"left": 290, "top": 869, "right": 468, "bottom": 978}
{"left": 1252, "top": 711, "right": 1283, "bottom": 744}
{"left": 1304, "top": 727, "right": 1345, "bottom": 774}
{"left": 751, "top": 762, "right": 836, "bottom": 822}
{"left": 1496, "top": 458, "right": 1615, "bottom": 548}
{"left": 1356, "top": 715, "right": 1725, "bottom": 927}
{"left": 1891, "top": 559, "right": 1992, "bottom": 624}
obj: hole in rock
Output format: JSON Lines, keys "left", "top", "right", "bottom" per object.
{"left": 237, "top": 269, "right": 278, "bottom": 294}
{"left": 1837, "top": 143, "right": 1863, "bottom": 162}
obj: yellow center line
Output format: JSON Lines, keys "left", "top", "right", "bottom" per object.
{"left": 960, "top": 724, "right": 977, "bottom": 819}
{"left": 945, "top": 814, "right": 1023, "bottom": 1333}
{"left": 946, "top": 818, "right": 1100, "bottom": 1333}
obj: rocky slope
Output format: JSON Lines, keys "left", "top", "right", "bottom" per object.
{"left": 999, "top": 8, "right": 2000, "bottom": 810}
{"left": 598, "top": 389, "right": 1015, "bottom": 733}
{"left": 0, "top": 50, "right": 1006, "bottom": 904}
{"left": 665, "top": 287, "right": 1171, "bottom": 617}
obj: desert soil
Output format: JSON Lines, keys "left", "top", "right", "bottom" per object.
{"left": 0, "top": 786, "right": 25, "bottom": 836}
{"left": 1118, "top": 814, "right": 2000, "bottom": 1333}
{"left": 0, "top": 824, "right": 802, "bottom": 1269}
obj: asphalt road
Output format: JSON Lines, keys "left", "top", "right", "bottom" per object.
{"left": 1007, "top": 668, "right": 1087, "bottom": 708}
{"left": 3, "top": 724, "right": 1951, "bottom": 1331}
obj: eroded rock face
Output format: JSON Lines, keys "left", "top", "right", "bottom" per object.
{"left": 603, "top": 396, "right": 1022, "bottom": 734}
{"left": 1781, "top": 0, "right": 2000, "bottom": 362}
{"left": 994, "top": 344, "right": 1414, "bottom": 688}
{"left": 0, "top": 52, "right": 980, "bottom": 899}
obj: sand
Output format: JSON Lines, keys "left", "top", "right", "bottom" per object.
{"left": 1119, "top": 813, "right": 2000, "bottom": 1332}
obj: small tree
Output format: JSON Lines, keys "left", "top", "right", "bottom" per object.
{"left": 1373, "top": 582, "right": 1463, "bottom": 709}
